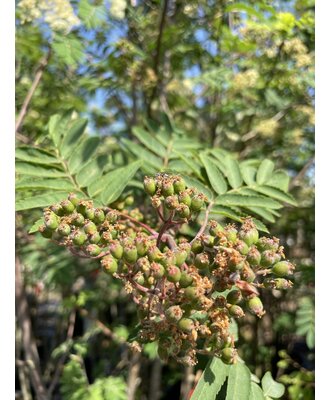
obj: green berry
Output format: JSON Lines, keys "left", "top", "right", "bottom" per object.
{"left": 134, "top": 274, "right": 145, "bottom": 285}
{"left": 44, "top": 213, "right": 59, "bottom": 230}
{"left": 166, "top": 265, "right": 181, "bottom": 283}
{"left": 105, "top": 210, "right": 118, "bottom": 224}
{"left": 178, "top": 190, "right": 191, "bottom": 206}
{"left": 110, "top": 242, "right": 124, "bottom": 259}
{"left": 60, "top": 200, "right": 75, "bottom": 214}
{"left": 135, "top": 238, "right": 148, "bottom": 257}
{"left": 89, "top": 232, "right": 101, "bottom": 244}
{"left": 174, "top": 249, "right": 188, "bottom": 266}
{"left": 246, "top": 247, "right": 261, "bottom": 266}
{"left": 123, "top": 246, "right": 138, "bottom": 264}
{"left": 190, "top": 194, "right": 204, "bottom": 212}
{"left": 85, "top": 207, "right": 95, "bottom": 220}
{"left": 226, "top": 289, "right": 242, "bottom": 305}
{"left": 260, "top": 250, "right": 281, "bottom": 267}
{"left": 177, "top": 204, "right": 190, "bottom": 219}
{"left": 179, "top": 272, "right": 194, "bottom": 288}
{"left": 143, "top": 177, "right": 157, "bottom": 196}
{"left": 221, "top": 347, "right": 237, "bottom": 365}
{"left": 72, "top": 230, "right": 87, "bottom": 246}
{"left": 228, "top": 252, "right": 245, "bottom": 272}
{"left": 84, "top": 221, "right": 97, "bottom": 235}
{"left": 147, "top": 246, "right": 163, "bottom": 262}
{"left": 236, "top": 240, "right": 250, "bottom": 255}
{"left": 265, "top": 278, "right": 293, "bottom": 289}
{"left": 39, "top": 225, "right": 53, "bottom": 238}
{"left": 162, "top": 181, "right": 175, "bottom": 197}
{"left": 101, "top": 255, "right": 118, "bottom": 274}
{"left": 58, "top": 223, "right": 71, "bottom": 236}
{"left": 86, "top": 244, "right": 101, "bottom": 257}
{"left": 272, "top": 261, "right": 294, "bottom": 277}
{"left": 241, "top": 265, "right": 256, "bottom": 283}
{"left": 178, "top": 318, "right": 194, "bottom": 333}
{"left": 72, "top": 213, "right": 85, "bottom": 226}
{"left": 229, "top": 305, "right": 245, "bottom": 318}
{"left": 150, "top": 262, "right": 165, "bottom": 279}
{"left": 68, "top": 193, "right": 79, "bottom": 207}
{"left": 94, "top": 209, "right": 105, "bottom": 224}
{"left": 247, "top": 296, "right": 264, "bottom": 317}
{"left": 173, "top": 177, "right": 186, "bottom": 193}
{"left": 225, "top": 226, "right": 238, "bottom": 243}
{"left": 165, "top": 195, "right": 179, "bottom": 210}
{"left": 50, "top": 203, "right": 64, "bottom": 216}
{"left": 125, "top": 195, "right": 134, "bottom": 206}
{"left": 256, "top": 237, "right": 279, "bottom": 252}
{"left": 209, "top": 220, "right": 224, "bottom": 236}
{"left": 184, "top": 286, "right": 199, "bottom": 301}
{"left": 195, "top": 253, "right": 210, "bottom": 269}
{"left": 239, "top": 227, "right": 259, "bottom": 247}
{"left": 191, "top": 239, "right": 203, "bottom": 254}
{"left": 202, "top": 235, "right": 215, "bottom": 248}
{"left": 165, "top": 305, "right": 183, "bottom": 323}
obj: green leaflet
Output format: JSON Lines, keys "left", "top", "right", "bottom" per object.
{"left": 226, "top": 362, "right": 251, "bottom": 400}
{"left": 190, "top": 357, "right": 230, "bottom": 400}
{"left": 209, "top": 205, "right": 243, "bottom": 222}
{"left": 16, "top": 191, "right": 72, "bottom": 211}
{"left": 28, "top": 218, "right": 45, "bottom": 233}
{"left": 182, "top": 175, "right": 214, "bottom": 200}
{"left": 249, "top": 382, "right": 265, "bottom": 400}
{"left": 121, "top": 138, "right": 162, "bottom": 170}
{"left": 224, "top": 156, "right": 243, "bottom": 189}
{"left": 78, "top": 0, "right": 107, "bottom": 29}
{"left": 60, "top": 118, "right": 88, "bottom": 159}
{"left": 296, "top": 297, "right": 315, "bottom": 349}
{"left": 200, "top": 153, "right": 228, "bottom": 195}
{"left": 16, "top": 178, "right": 75, "bottom": 191}
{"left": 174, "top": 151, "right": 203, "bottom": 179}
{"left": 261, "top": 372, "right": 285, "bottom": 399}
{"left": 67, "top": 136, "right": 100, "bottom": 174}
{"left": 16, "top": 162, "right": 67, "bottom": 178}
{"left": 52, "top": 34, "right": 85, "bottom": 67}
{"left": 76, "top": 156, "right": 108, "bottom": 188}
{"left": 251, "top": 186, "right": 297, "bottom": 206}
{"left": 215, "top": 194, "right": 282, "bottom": 210}
{"left": 16, "top": 146, "right": 59, "bottom": 165}
{"left": 87, "top": 160, "right": 142, "bottom": 203}
{"left": 243, "top": 206, "right": 276, "bottom": 223}
{"left": 267, "top": 170, "right": 290, "bottom": 192}
{"left": 240, "top": 165, "right": 257, "bottom": 186}
{"left": 131, "top": 126, "right": 167, "bottom": 158}
{"left": 256, "top": 160, "right": 275, "bottom": 185}
{"left": 251, "top": 218, "right": 269, "bottom": 233}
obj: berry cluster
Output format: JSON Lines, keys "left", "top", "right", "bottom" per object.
{"left": 37, "top": 174, "right": 294, "bottom": 366}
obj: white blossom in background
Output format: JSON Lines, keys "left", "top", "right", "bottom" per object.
{"left": 18, "top": 0, "right": 80, "bottom": 33}
{"left": 110, "top": 0, "right": 127, "bottom": 20}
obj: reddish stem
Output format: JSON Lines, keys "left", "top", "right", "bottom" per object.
{"left": 118, "top": 212, "right": 157, "bottom": 235}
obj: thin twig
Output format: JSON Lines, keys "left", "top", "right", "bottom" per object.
{"left": 15, "top": 256, "right": 48, "bottom": 400}
{"left": 190, "top": 202, "right": 214, "bottom": 245}
{"left": 15, "top": 49, "right": 51, "bottom": 134}
{"left": 147, "top": 0, "right": 169, "bottom": 117}
{"left": 47, "top": 309, "right": 76, "bottom": 397}
{"left": 289, "top": 157, "right": 315, "bottom": 190}
{"left": 118, "top": 212, "right": 157, "bottom": 235}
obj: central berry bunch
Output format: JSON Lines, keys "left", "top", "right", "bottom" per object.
{"left": 37, "top": 174, "right": 294, "bottom": 366}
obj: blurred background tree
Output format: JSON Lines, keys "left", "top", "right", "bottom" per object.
{"left": 15, "top": 0, "right": 314, "bottom": 399}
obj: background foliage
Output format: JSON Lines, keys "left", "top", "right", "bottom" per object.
{"left": 15, "top": 0, "right": 314, "bottom": 399}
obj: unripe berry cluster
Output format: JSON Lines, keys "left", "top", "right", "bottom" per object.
{"left": 36, "top": 175, "right": 294, "bottom": 366}
{"left": 144, "top": 174, "right": 208, "bottom": 220}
